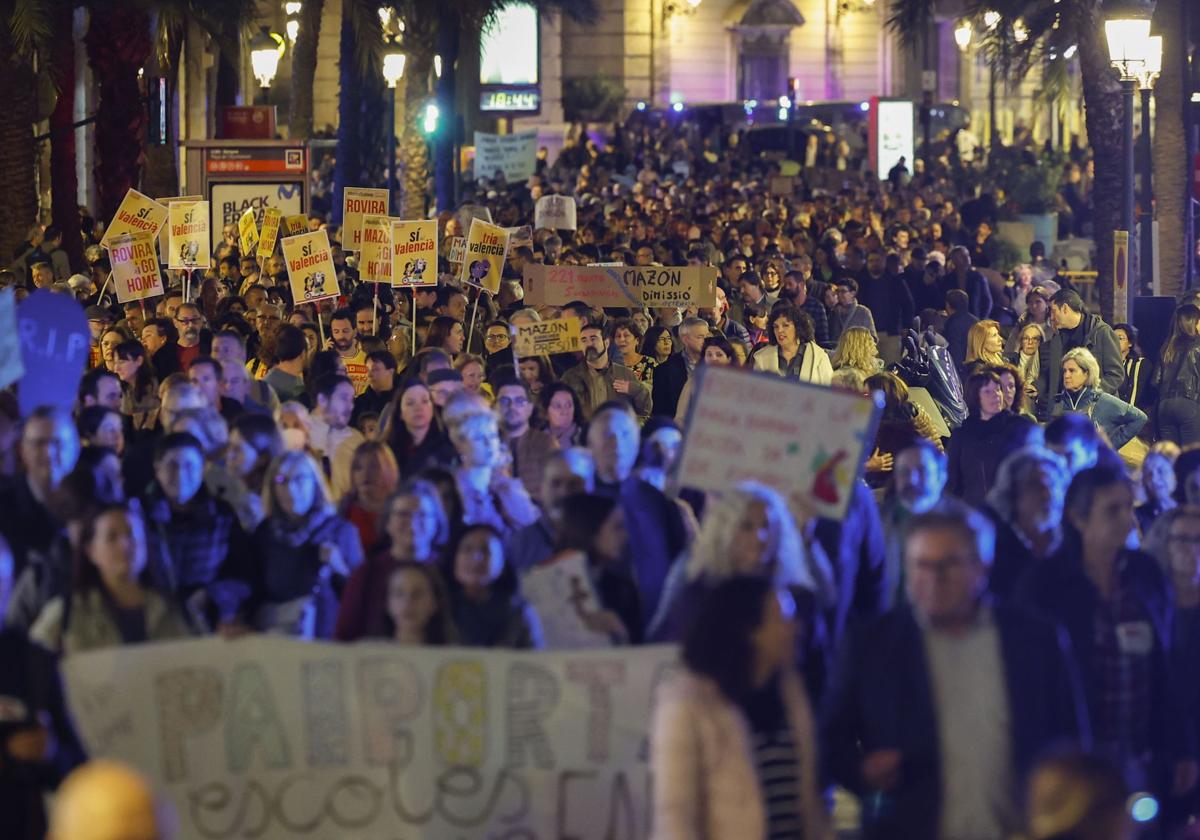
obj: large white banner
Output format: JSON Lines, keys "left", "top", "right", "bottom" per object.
{"left": 474, "top": 130, "right": 538, "bottom": 182}
{"left": 62, "top": 637, "right": 677, "bottom": 839}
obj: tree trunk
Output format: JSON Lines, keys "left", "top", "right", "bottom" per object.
{"left": 332, "top": 6, "right": 364, "bottom": 229}
{"left": 85, "top": 5, "right": 152, "bottom": 221}
{"left": 0, "top": 27, "right": 38, "bottom": 266}
{"left": 1153, "top": 0, "right": 1187, "bottom": 298}
{"left": 49, "top": 2, "right": 82, "bottom": 274}
{"left": 141, "top": 15, "right": 184, "bottom": 201}
{"left": 216, "top": 47, "right": 239, "bottom": 110}
{"left": 400, "top": 52, "right": 433, "bottom": 220}
{"left": 1078, "top": 14, "right": 1124, "bottom": 323}
{"left": 289, "top": 0, "right": 324, "bottom": 139}
{"left": 433, "top": 9, "right": 459, "bottom": 213}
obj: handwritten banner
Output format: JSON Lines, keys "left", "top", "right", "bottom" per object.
{"left": 447, "top": 236, "right": 466, "bottom": 265}
{"left": 534, "top": 195, "right": 577, "bottom": 231}
{"left": 342, "top": 187, "right": 389, "bottom": 251}
{"left": 109, "top": 233, "right": 164, "bottom": 303}
{"left": 473, "top": 130, "right": 538, "bottom": 182}
{"left": 513, "top": 316, "right": 582, "bottom": 357}
{"left": 673, "top": 365, "right": 881, "bottom": 520}
{"left": 391, "top": 219, "right": 438, "bottom": 287}
{"left": 167, "top": 200, "right": 211, "bottom": 270}
{"left": 237, "top": 209, "right": 259, "bottom": 258}
{"left": 523, "top": 265, "right": 717, "bottom": 309}
{"left": 102, "top": 189, "right": 168, "bottom": 249}
{"left": 258, "top": 207, "right": 283, "bottom": 260}
{"left": 282, "top": 229, "right": 339, "bottom": 304}
{"left": 462, "top": 219, "right": 509, "bottom": 295}
{"left": 62, "top": 636, "right": 676, "bottom": 840}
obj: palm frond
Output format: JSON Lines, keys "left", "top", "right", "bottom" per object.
{"left": 344, "top": 0, "right": 385, "bottom": 78}
{"left": 7, "top": 0, "right": 55, "bottom": 56}
{"left": 885, "top": 0, "right": 938, "bottom": 49}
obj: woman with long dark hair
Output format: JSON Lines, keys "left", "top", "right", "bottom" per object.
{"left": 382, "top": 561, "right": 457, "bottom": 644}
{"left": 421, "top": 316, "right": 466, "bottom": 359}
{"left": 674, "top": 335, "right": 737, "bottom": 423}
{"left": 652, "top": 577, "right": 828, "bottom": 840}
{"left": 752, "top": 304, "right": 831, "bottom": 384}
{"left": 946, "top": 369, "right": 1040, "bottom": 507}
{"left": 114, "top": 340, "right": 159, "bottom": 432}
{"left": 30, "top": 503, "right": 194, "bottom": 653}
{"left": 385, "top": 379, "right": 455, "bottom": 477}
{"left": 1154, "top": 304, "right": 1200, "bottom": 446}
{"left": 1114, "top": 322, "right": 1153, "bottom": 414}
{"left": 541, "top": 382, "right": 587, "bottom": 450}
{"left": 442, "top": 523, "right": 540, "bottom": 648}
{"left": 642, "top": 325, "right": 676, "bottom": 368}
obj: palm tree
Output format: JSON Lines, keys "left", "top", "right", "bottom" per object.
{"left": 888, "top": 0, "right": 1131, "bottom": 322}
{"left": 1152, "top": 0, "right": 1187, "bottom": 296}
{"left": 290, "top": 0, "right": 325, "bottom": 140}
{"left": 0, "top": 2, "right": 53, "bottom": 265}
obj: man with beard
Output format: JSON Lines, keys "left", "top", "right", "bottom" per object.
{"left": 495, "top": 374, "right": 559, "bottom": 503}
{"left": 172, "top": 302, "right": 208, "bottom": 370}
{"left": 309, "top": 374, "right": 363, "bottom": 501}
{"left": 561, "top": 323, "right": 651, "bottom": 420}
{"left": 328, "top": 308, "right": 369, "bottom": 396}
{"left": 783, "top": 268, "right": 831, "bottom": 348}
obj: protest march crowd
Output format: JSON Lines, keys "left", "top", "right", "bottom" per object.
{"left": 3, "top": 113, "right": 1200, "bottom": 840}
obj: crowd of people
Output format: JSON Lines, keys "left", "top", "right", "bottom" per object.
{"left": 2, "top": 113, "right": 1200, "bottom": 840}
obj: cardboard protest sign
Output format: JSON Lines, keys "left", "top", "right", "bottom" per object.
{"left": 359, "top": 215, "right": 394, "bottom": 284}
{"left": 391, "top": 219, "right": 438, "bottom": 287}
{"left": 237, "top": 208, "right": 259, "bottom": 257}
{"left": 473, "top": 130, "right": 538, "bottom": 181}
{"left": 156, "top": 195, "right": 202, "bottom": 263}
{"left": 167, "top": 200, "right": 211, "bottom": 270}
{"left": 281, "top": 229, "right": 339, "bottom": 304}
{"left": 283, "top": 214, "right": 308, "bottom": 236}
{"left": 16, "top": 290, "right": 89, "bottom": 416}
{"left": 520, "top": 551, "right": 613, "bottom": 648}
{"left": 62, "top": 636, "right": 675, "bottom": 839}
{"left": 109, "top": 233, "right": 164, "bottom": 303}
{"left": 0, "top": 288, "right": 24, "bottom": 390}
{"left": 523, "top": 264, "right": 717, "bottom": 309}
{"left": 257, "top": 207, "right": 283, "bottom": 260}
{"left": 447, "top": 236, "right": 466, "bottom": 264}
{"left": 505, "top": 224, "right": 533, "bottom": 249}
{"left": 341, "top": 186, "right": 389, "bottom": 251}
{"left": 461, "top": 218, "right": 509, "bottom": 295}
{"left": 535, "top": 194, "right": 577, "bottom": 230}
{"left": 513, "top": 316, "right": 582, "bottom": 357}
{"left": 673, "top": 365, "right": 881, "bottom": 520}
{"left": 769, "top": 175, "right": 796, "bottom": 197}
{"left": 101, "top": 189, "right": 168, "bottom": 249}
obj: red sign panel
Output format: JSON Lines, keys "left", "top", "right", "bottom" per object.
{"left": 206, "top": 147, "right": 306, "bottom": 175}
{"left": 220, "top": 106, "right": 276, "bottom": 140}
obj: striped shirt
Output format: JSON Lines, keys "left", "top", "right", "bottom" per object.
{"left": 752, "top": 727, "right": 803, "bottom": 839}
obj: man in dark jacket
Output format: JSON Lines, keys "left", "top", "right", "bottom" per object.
{"left": 941, "top": 288, "right": 978, "bottom": 369}
{"left": 857, "top": 250, "right": 915, "bottom": 336}
{"left": 1038, "top": 289, "right": 1124, "bottom": 415}
{"left": 651, "top": 316, "right": 708, "bottom": 418}
{"left": 946, "top": 246, "right": 993, "bottom": 319}
{"left": 824, "top": 507, "right": 1088, "bottom": 840}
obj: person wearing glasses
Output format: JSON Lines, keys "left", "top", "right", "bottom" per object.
{"left": 495, "top": 373, "right": 557, "bottom": 504}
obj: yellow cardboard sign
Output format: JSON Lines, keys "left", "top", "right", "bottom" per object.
{"left": 341, "top": 187, "right": 389, "bottom": 251}
{"left": 360, "top": 215, "right": 395, "bottom": 284}
{"left": 237, "top": 209, "right": 259, "bottom": 258}
{"left": 513, "top": 316, "right": 582, "bottom": 357}
{"left": 283, "top": 214, "right": 308, "bottom": 236}
{"left": 391, "top": 220, "right": 438, "bottom": 287}
{"left": 102, "top": 189, "right": 168, "bottom": 249}
{"left": 109, "top": 232, "right": 163, "bottom": 303}
{"left": 156, "top": 195, "right": 202, "bottom": 263}
{"left": 282, "top": 230, "right": 339, "bottom": 304}
{"left": 257, "top": 208, "right": 283, "bottom": 260}
{"left": 461, "top": 218, "right": 509, "bottom": 295}
{"left": 167, "top": 200, "right": 211, "bottom": 270}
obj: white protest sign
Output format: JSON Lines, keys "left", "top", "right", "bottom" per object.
{"left": 673, "top": 365, "right": 881, "bottom": 520}
{"left": 62, "top": 636, "right": 676, "bottom": 840}
{"left": 534, "top": 195, "right": 577, "bottom": 231}
{"left": 520, "top": 551, "right": 612, "bottom": 649}
{"left": 473, "top": 130, "right": 538, "bottom": 182}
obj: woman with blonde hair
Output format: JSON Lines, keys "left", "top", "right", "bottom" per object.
{"left": 1050, "top": 346, "right": 1147, "bottom": 450}
{"left": 648, "top": 481, "right": 834, "bottom": 642}
{"left": 339, "top": 441, "right": 401, "bottom": 555}
{"left": 830, "top": 326, "right": 881, "bottom": 378}
{"left": 964, "top": 319, "right": 1006, "bottom": 373}
{"left": 236, "top": 450, "right": 364, "bottom": 638}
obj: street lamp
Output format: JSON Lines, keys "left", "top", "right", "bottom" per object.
{"left": 1136, "top": 35, "right": 1162, "bottom": 294}
{"left": 954, "top": 20, "right": 971, "bottom": 52}
{"left": 382, "top": 38, "right": 406, "bottom": 215}
{"left": 1105, "top": 12, "right": 1149, "bottom": 320}
{"left": 284, "top": 1, "right": 302, "bottom": 45}
{"left": 249, "top": 27, "right": 284, "bottom": 98}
